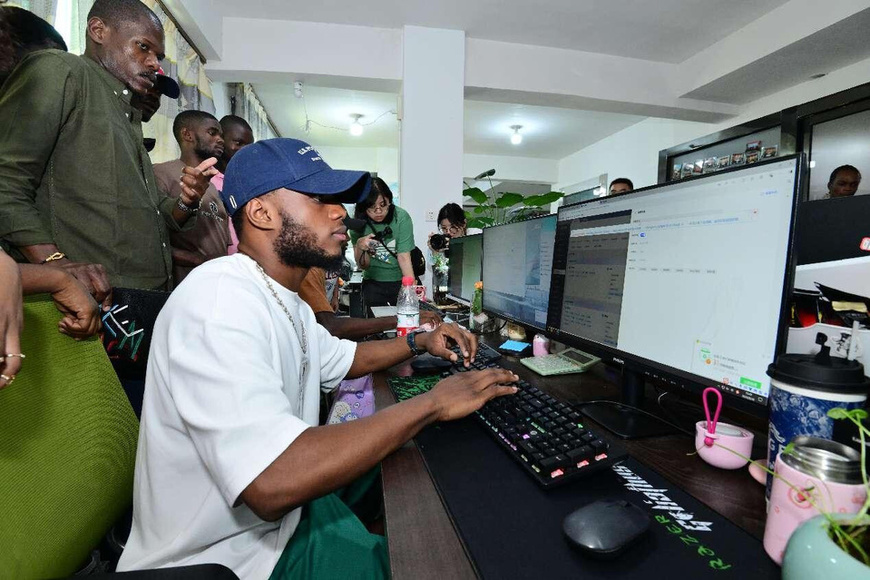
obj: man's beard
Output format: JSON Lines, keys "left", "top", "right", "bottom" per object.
{"left": 194, "top": 137, "right": 219, "bottom": 161}
{"left": 274, "top": 210, "right": 344, "bottom": 271}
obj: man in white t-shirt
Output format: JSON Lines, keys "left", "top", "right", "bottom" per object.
{"left": 117, "top": 138, "right": 519, "bottom": 579}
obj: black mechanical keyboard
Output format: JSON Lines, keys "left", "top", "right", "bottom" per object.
{"left": 388, "top": 358, "right": 628, "bottom": 489}
{"left": 450, "top": 342, "right": 501, "bottom": 366}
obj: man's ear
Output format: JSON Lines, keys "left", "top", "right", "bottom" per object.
{"left": 245, "top": 195, "right": 280, "bottom": 233}
{"left": 86, "top": 17, "right": 109, "bottom": 46}
{"left": 180, "top": 126, "right": 194, "bottom": 144}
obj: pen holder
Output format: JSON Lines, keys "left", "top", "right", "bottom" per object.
{"left": 695, "top": 421, "right": 754, "bottom": 469}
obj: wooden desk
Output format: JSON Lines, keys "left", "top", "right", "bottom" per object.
{"left": 376, "top": 350, "right": 770, "bottom": 579}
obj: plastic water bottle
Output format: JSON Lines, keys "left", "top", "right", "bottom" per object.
{"left": 396, "top": 276, "right": 419, "bottom": 337}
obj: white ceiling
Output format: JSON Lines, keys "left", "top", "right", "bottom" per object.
{"left": 254, "top": 83, "right": 643, "bottom": 159}
{"left": 463, "top": 100, "right": 642, "bottom": 158}
{"left": 254, "top": 84, "right": 402, "bottom": 148}
{"left": 212, "top": 0, "right": 791, "bottom": 64}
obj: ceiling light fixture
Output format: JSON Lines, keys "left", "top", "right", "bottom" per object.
{"left": 349, "top": 114, "right": 364, "bottom": 136}
{"left": 510, "top": 125, "right": 523, "bottom": 145}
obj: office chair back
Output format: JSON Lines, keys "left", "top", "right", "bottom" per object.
{"left": 0, "top": 295, "right": 139, "bottom": 578}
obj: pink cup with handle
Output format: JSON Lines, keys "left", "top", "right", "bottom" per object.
{"left": 763, "top": 436, "right": 865, "bottom": 565}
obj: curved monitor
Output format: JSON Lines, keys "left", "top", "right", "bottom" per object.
{"left": 546, "top": 156, "right": 804, "bottom": 434}
{"left": 482, "top": 214, "right": 557, "bottom": 330}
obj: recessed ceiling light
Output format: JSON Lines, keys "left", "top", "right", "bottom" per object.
{"left": 349, "top": 114, "right": 364, "bottom": 136}
{"left": 510, "top": 125, "right": 523, "bottom": 145}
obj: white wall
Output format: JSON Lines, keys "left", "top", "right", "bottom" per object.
{"left": 211, "top": 82, "right": 231, "bottom": 120}
{"left": 463, "top": 154, "right": 558, "bottom": 185}
{"left": 557, "top": 118, "right": 714, "bottom": 190}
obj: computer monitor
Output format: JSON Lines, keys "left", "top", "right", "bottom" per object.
{"left": 794, "top": 195, "right": 870, "bottom": 265}
{"left": 482, "top": 214, "right": 557, "bottom": 330}
{"left": 547, "top": 156, "right": 804, "bottom": 438}
{"left": 446, "top": 234, "right": 483, "bottom": 306}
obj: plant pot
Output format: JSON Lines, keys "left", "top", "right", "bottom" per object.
{"left": 782, "top": 514, "right": 870, "bottom": 579}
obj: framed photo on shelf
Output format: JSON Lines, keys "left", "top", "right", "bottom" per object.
{"left": 730, "top": 152, "right": 745, "bottom": 165}
{"left": 681, "top": 163, "right": 694, "bottom": 178}
{"left": 745, "top": 151, "right": 760, "bottom": 164}
{"left": 673, "top": 163, "right": 683, "bottom": 179}
{"left": 703, "top": 157, "right": 716, "bottom": 172}
{"left": 692, "top": 160, "right": 704, "bottom": 175}
{"left": 761, "top": 146, "right": 778, "bottom": 158}
{"left": 717, "top": 155, "right": 731, "bottom": 169}
{"left": 745, "top": 140, "right": 762, "bottom": 153}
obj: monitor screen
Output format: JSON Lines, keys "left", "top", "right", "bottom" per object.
{"left": 482, "top": 214, "right": 557, "bottom": 330}
{"left": 548, "top": 157, "right": 802, "bottom": 411}
{"left": 446, "top": 234, "right": 482, "bottom": 305}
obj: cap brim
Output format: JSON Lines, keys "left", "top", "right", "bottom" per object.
{"left": 155, "top": 74, "right": 180, "bottom": 99}
{"left": 290, "top": 169, "right": 372, "bottom": 204}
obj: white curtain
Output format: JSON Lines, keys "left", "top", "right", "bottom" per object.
{"left": 231, "top": 83, "right": 279, "bottom": 142}
{"left": 3, "top": 0, "right": 58, "bottom": 23}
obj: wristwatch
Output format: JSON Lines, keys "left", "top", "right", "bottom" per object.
{"left": 406, "top": 332, "right": 425, "bottom": 356}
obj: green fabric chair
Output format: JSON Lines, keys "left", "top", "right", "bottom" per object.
{"left": 0, "top": 295, "right": 139, "bottom": 578}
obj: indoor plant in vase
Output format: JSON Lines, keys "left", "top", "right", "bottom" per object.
{"left": 781, "top": 408, "right": 870, "bottom": 579}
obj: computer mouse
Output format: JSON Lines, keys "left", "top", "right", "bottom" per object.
{"left": 410, "top": 354, "right": 453, "bottom": 373}
{"left": 562, "top": 499, "right": 650, "bottom": 559}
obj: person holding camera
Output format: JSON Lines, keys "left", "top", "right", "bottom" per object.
{"left": 351, "top": 178, "right": 416, "bottom": 307}
{"left": 428, "top": 203, "right": 468, "bottom": 302}
{"left": 428, "top": 202, "right": 468, "bottom": 253}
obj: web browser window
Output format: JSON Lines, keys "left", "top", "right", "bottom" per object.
{"left": 549, "top": 159, "right": 799, "bottom": 402}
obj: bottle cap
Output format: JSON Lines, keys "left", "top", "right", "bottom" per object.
{"left": 401, "top": 276, "right": 414, "bottom": 286}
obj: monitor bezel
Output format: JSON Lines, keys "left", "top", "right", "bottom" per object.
{"left": 445, "top": 233, "right": 483, "bottom": 306}
{"left": 546, "top": 154, "right": 806, "bottom": 416}
{"left": 481, "top": 213, "right": 558, "bottom": 331}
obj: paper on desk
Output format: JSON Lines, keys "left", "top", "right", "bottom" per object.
{"left": 370, "top": 306, "right": 398, "bottom": 318}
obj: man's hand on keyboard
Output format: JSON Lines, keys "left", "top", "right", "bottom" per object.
{"left": 428, "top": 368, "right": 519, "bottom": 421}
{"left": 416, "top": 322, "right": 477, "bottom": 366}
{"left": 420, "top": 309, "right": 442, "bottom": 328}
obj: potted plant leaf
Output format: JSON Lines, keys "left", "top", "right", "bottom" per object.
{"left": 463, "top": 186, "right": 563, "bottom": 229}
{"left": 780, "top": 408, "right": 870, "bottom": 579}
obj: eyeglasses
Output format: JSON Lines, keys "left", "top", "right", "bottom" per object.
{"left": 366, "top": 201, "right": 391, "bottom": 214}
{"left": 440, "top": 223, "right": 462, "bottom": 235}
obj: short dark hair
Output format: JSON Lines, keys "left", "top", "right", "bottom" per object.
{"left": 437, "top": 202, "right": 466, "bottom": 228}
{"left": 609, "top": 177, "right": 634, "bottom": 190}
{"left": 220, "top": 115, "right": 253, "bottom": 134}
{"left": 354, "top": 177, "right": 395, "bottom": 224}
{"left": 87, "top": 0, "right": 161, "bottom": 30}
{"left": 172, "top": 110, "right": 218, "bottom": 144}
{"left": 828, "top": 164, "right": 861, "bottom": 186}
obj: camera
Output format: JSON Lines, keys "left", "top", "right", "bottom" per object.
{"left": 430, "top": 233, "right": 450, "bottom": 252}
{"left": 372, "top": 226, "right": 392, "bottom": 243}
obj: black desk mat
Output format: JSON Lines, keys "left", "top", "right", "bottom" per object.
{"left": 412, "top": 417, "right": 778, "bottom": 579}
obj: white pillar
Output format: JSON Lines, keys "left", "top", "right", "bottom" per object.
{"left": 399, "top": 26, "right": 465, "bottom": 294}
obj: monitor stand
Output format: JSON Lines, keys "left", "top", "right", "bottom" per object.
{"left": 579, "top": 368, "right": 677, "bottom": 439}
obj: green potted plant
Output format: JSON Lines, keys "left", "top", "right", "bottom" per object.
{"left": 463, "top": 186, "right": 563, "bottom": 229}
{"left": 780, "top": 408, "right": 870, "bottom": 579}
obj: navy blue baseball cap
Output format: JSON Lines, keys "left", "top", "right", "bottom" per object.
{"left": 221, "top": 138, "right": 372, "bottom": 216}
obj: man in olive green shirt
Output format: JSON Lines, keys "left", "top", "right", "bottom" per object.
{"left": 0, "top": 0, "right": 214, "bottom": 298}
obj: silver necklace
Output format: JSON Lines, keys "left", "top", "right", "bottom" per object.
{"left": 253, "top": 261, "right": 309, "bottom": 412}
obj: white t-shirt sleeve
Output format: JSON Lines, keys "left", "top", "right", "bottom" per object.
{"left": 164, "top": 282, "right": 308, "bottom": 508}
{"left": 313, "top": 321, "right": 357, "bottom": 392}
